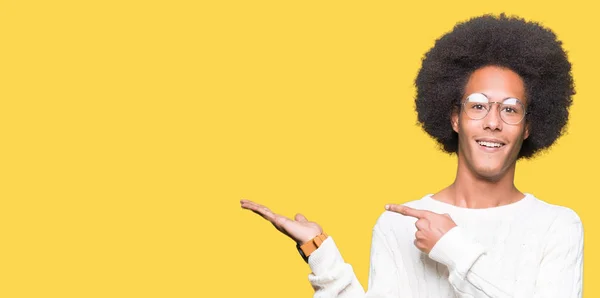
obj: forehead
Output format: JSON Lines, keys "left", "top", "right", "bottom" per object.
{"left": 464, "top": 66, "right": 526, "bottom": 103}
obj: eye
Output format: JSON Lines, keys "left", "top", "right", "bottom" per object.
{"left": 472, "top": 104, "right": 486, "bottom": 110}
{"left": 502, "top": 106, "right": 517, "bottom": 113}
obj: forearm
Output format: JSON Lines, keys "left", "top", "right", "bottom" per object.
{"left": 429, "top": 224, "right": 583, "bottom": 298}
{"left": 307, "top": 224, "right": 407, "bottom": 298}
{"left": 307, "top": 237, "right": 367, "bottom": 298}
{"left": 429, "top": 227, "right": 499, "bottom": 297}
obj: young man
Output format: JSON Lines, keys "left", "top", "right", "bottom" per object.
{"left": 240, "top": 14, "right": 583, "bottom": 297}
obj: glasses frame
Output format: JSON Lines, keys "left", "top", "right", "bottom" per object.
{"left": 459, "top": 93, "right": 528, "bottom": 125}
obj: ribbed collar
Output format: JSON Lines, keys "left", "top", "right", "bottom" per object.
{"left": 420, "top": 193, "right": 537, "bottom": 218}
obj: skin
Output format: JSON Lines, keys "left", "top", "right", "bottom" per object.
{"left": 241, "top": 65, "right": 531, "bottom": 255}
{"left": 435, "top": 65, "right": 530, "bottom": 209}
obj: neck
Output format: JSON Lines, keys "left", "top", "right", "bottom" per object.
{"left": 437, "top": 157, "right": 523, "bottom": 209}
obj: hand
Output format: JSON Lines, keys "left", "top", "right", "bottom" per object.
{"left": 240, "top": 199, "right": 323, "bottom": 245}
{"left": 385, "top": 204, "right": 457, "bottom": 254}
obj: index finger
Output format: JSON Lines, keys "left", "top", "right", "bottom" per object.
{"left": 386, "top": 204, "right": 429, "bottom": 219}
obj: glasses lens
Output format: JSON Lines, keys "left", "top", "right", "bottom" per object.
{"left": 500, "top": 98, "right": 525, "bottom": 124}
{"left": 463, "top": 93, "right": 526, "bottom": 124}
{"left": 464, "top": 93, "right": 490, "bottom": 120}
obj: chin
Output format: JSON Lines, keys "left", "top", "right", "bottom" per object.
{"left": 473, "top": 163, "right": 508, "bottom": 181}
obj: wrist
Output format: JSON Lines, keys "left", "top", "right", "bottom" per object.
{"left": 428, "top": 226, "right": 486, "bottom": 277}
{"left": 297, "top": 232, "right": 328, "bottom": 263}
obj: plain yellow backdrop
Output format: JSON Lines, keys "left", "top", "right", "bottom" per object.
{"left": 1, "top": 0, "right": 598, "bottom": 297}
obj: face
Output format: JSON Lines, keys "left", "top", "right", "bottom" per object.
{"left": 451, "top": 66, "right": 529, "bottom": 181}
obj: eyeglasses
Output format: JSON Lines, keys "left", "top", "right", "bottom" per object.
{"left": 460, "top": 93, "right": 527, "bottom": 125}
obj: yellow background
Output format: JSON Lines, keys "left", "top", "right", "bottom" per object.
{"left": 1, "top": 0, "right": 597, "bottom": 297}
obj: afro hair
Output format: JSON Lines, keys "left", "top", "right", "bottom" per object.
{"left": 415, "top": 13, "right": 575, "bottom": 159}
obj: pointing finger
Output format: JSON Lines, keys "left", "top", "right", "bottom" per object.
{"left": 386, "top": 204, "right": 428, "bottom": 219}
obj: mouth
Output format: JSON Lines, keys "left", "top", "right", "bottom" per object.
{"left": 476, "top": 140, "right": 506, "bottom": 150}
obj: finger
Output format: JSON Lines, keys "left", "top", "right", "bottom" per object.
{"left": 386, "top": 204, "right": 428, "bottom": 219}
{"left": 400, "top": 206, "right": 429, "bottom": 218}
{"left": 250, "top": 207, "right": 277, "bottom": 222}
{"left": 415, "top": 219, "right": 429, "bottom": 230}
{"left": 240, "top": 200, "right": 267, "bottom": 212}
{"left": 414, "top": 239, "right": 424, "bottom": 251}
{"left": 415, "top": 230, "right": 425, "bottom": 239}
{"left": 295, "top": 213, "right": 308, "bottom": 222}
{"left": 240, "top": 199, "right": 253, "bottom": 208}
{"left": 241, "top": 201, "right": 278, "bottom": 222}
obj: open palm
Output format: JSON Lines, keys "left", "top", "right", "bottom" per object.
{"left": 240, "top": 199, "right": 322, "bottom": 245}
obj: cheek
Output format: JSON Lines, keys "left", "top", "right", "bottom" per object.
{"left": 457, "top": 121, "right": 479, "bottom": 153}
{"left": 504, "top": 127, "right": 528, "bottom": 157}
{"left": 457, "top": 118, "right": 478, "bottom": 136}
{"left": 513, "top": 125, "right": 528, "bottom": 141}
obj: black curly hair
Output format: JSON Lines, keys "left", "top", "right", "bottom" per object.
{"left": 415, "top": 13, "right": 574, "bottom": 159}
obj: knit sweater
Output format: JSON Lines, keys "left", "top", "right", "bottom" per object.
{"left": 307, "top": 194, "right": 583, "bottom": 298}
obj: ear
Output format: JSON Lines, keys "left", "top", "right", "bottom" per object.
{"left": 524, "top": 123, "right": 530, "bottom": 140}
{"left": 451, "top": 108, "right": 459, "bottom": 133}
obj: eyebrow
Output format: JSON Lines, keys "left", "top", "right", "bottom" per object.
{"left": 474, "top": 93, "right": 521, "bottom": 101}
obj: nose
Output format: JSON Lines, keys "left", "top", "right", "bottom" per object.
{"left": 483, "top": 103, "right": 503, "bottom": 131}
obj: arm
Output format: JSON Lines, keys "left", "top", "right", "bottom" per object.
{"left": 532, "top": 219, "right": 583, "bottom": 297}
{"left": 307, "top": 224, "right": 411, "bottom": 298}
{"left": 428, "top": 214, "right": 584, "bottom": 298}
{"left": 240, "top": 200, "right": 411, "bottom": 297}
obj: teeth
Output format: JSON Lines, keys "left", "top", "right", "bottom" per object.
{"left": 477, "top": 141, "right": 503, "bottom": 148}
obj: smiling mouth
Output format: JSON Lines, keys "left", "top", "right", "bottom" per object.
{"left": 476, "top": 140, "right": 505, "bottom": 148}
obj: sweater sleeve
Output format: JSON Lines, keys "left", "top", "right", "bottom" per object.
{"left": 307, "top": 224, "right": 411, "bottom": 298}
{"left": 428, "top": 213, "right": 583, "bottom": 298}
{"left": 532, "top": 218, "right": 583, "bottom": 298}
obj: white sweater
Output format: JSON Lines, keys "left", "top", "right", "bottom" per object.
{"left": 307, "top": 194, "right": 583, "bottom": 298}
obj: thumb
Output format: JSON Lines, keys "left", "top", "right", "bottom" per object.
{"left": 295, "top": 213, "right": 309, "bottom": 222}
